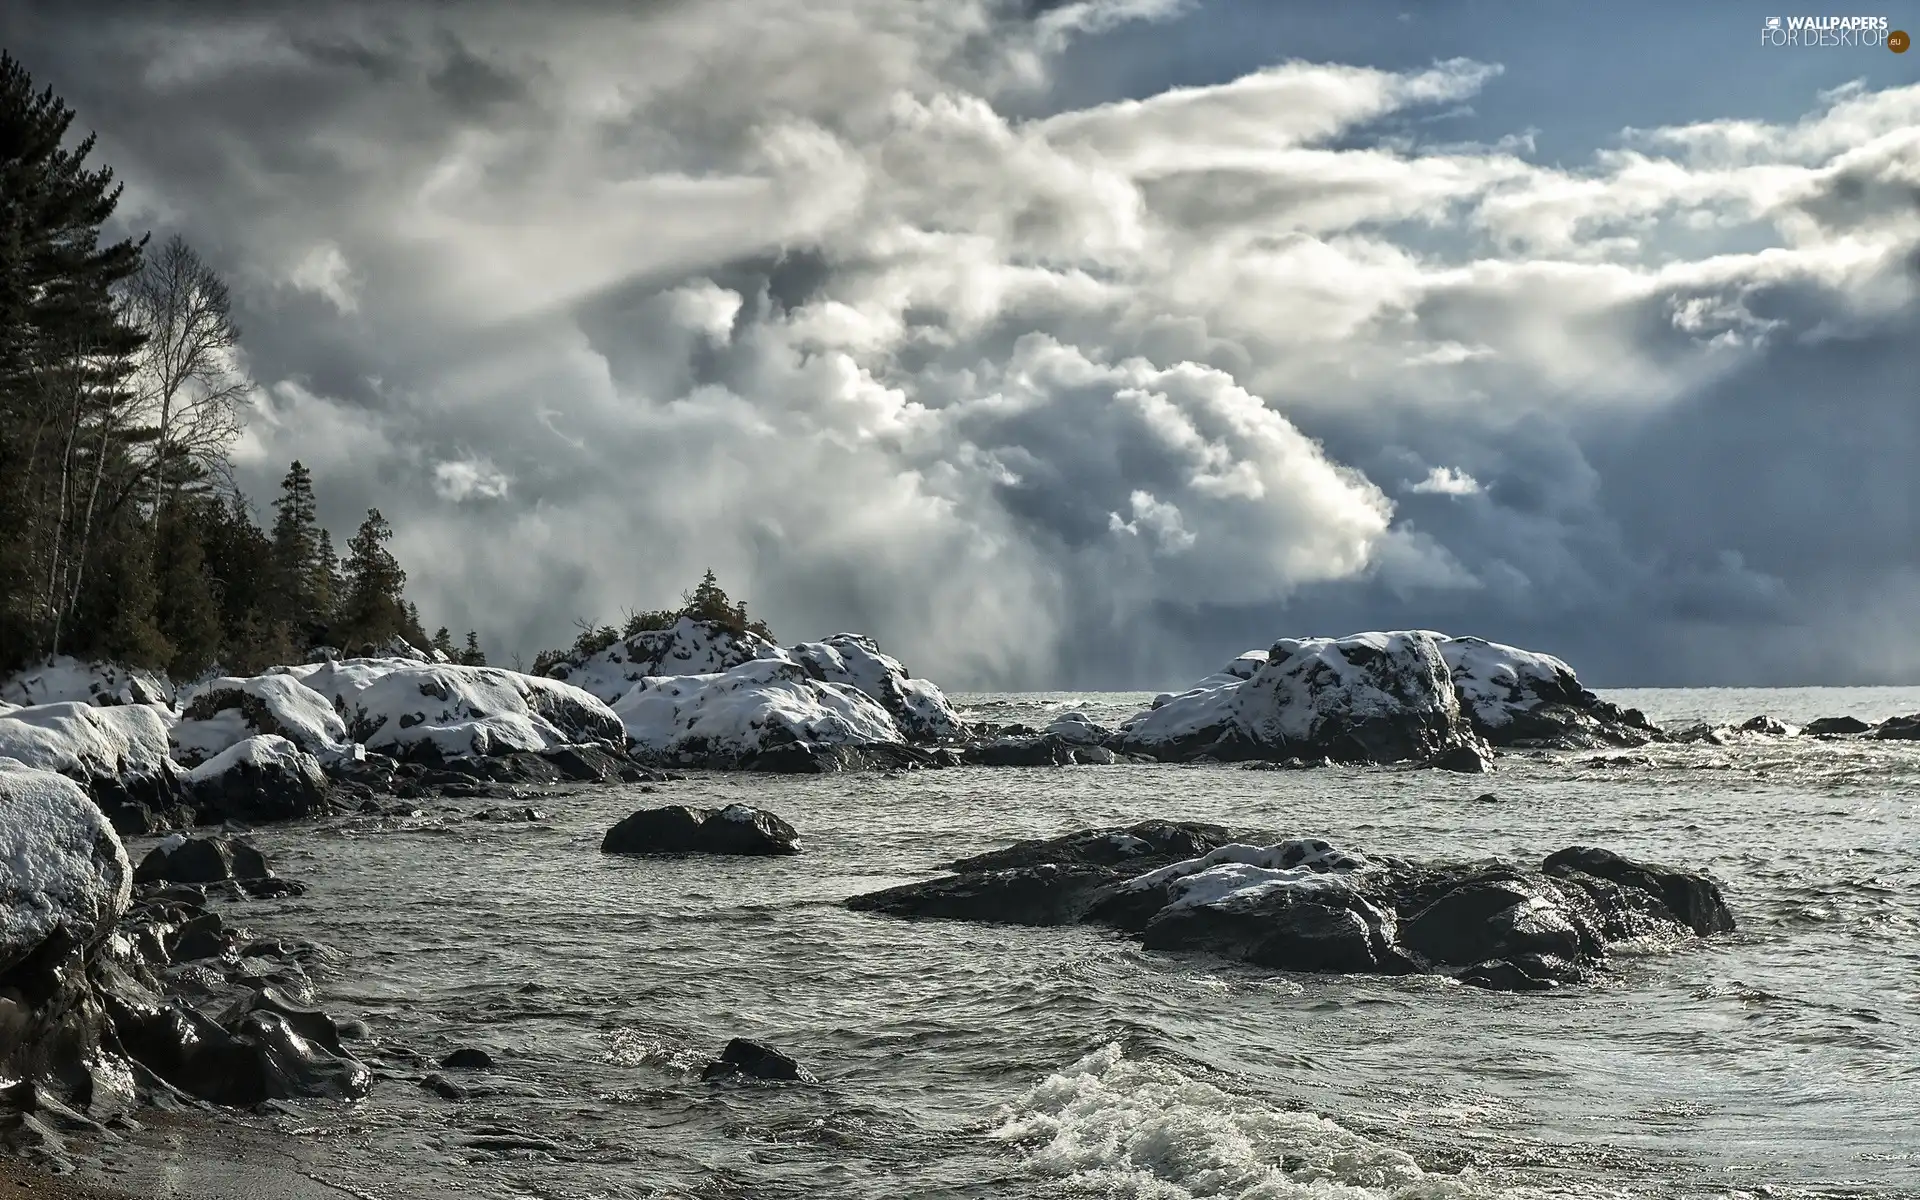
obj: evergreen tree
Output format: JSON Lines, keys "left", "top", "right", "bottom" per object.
{"left": 430, "top": 626, "right": 454, "bottom": 659}
{"left": 311, "top": 528, "right": 341, "bottom": 636}
{"left": 151, "top": 497, "right": 223, "bottom": 675}
{"left": 459, "top": 630, "right": 486, "bottom": 667}
{"left": 336, "top": 508, "right": 408, "bottom": 652}
{"left": 269, "top": 460, "right": 321, "bottom": 643}
{"left": 0, "top": 51, "right": 149, "bottom": 665}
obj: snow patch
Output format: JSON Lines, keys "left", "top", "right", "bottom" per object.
{"left": 0, "top": 656, "right": 174, "bottom": 709}
{"left": 286, "top": 658, "right": 620, "bottom": 759}
{"left": 173, "top": 673, "right": 352, "bottom": 763}
{"left": 615, "top": 659, "right": 903, "bottom": 762}
{"left": 182, "top": 734, "right": 313, "bottom": 784}
{"left": 0, "top": 702, "right": 176, "bottom": 785}
{"left": 0, "top": 760, "right": 132, "bottom": 973}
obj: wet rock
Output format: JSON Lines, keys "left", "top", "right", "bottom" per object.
{"left": 601, "top": 804, "right": 799, "bottom": 856}
{"left": 1871, "top": 714, "right": 1920, "bottom": 740}
{"left": 539, "top": 744, "right": 625, "bottom": 782}
{"left": 1739, "top": 715, "right": 1792, "bottom": 736}
{"left": 846, "top": 821, "right": 1733, "bottom": 991}
{"left": 1541, "top": 845, "right": 1734, "bottom": 936}
{"left": 736, "top": 741, "right": 935, "bottom": 773}
{"left": 1473, "top": 792, "right": 1500, "bottom": 803}
{"left": 167, "top": 913, "right": 239, "bottom": 962}
{"left": 183, "top": 735, "right": 330, "bottom": 824}
{"left": 105, "top": 988, "right": 370, "bottom": 1106}
{"left": 472, "top": 806, "right": 545, "bottom": 822}
{"left": 1429, "top": 743, "right": 1493, "bottom": 774}
{"left": 700, "top": 1039, "right": 808, "bottom": 1082}
{"left": 1803, "top": 715, "right": 1872, "bottom": 736}
{"left": 134, "top": 835, "right": 272, "bottom": 886}
{"left": 419, "top": 1073, "right": 469, "bottom": 1101}
{"left": 440, "top": 1047, "right": 495, "bottom": 1071}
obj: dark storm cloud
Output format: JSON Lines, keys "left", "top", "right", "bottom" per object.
{"left": 4, "top": 0, "right": 1917, "bottom": 687}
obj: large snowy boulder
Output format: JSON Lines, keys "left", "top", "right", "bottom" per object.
{"left": 173, "top": 673, "right": 352, "bottom": 764}
{"left": 1438, "top": 636, "right": 1656, "bottom": 748}
{"left": 614, "top": 658, "right": 906, "bottom": 767}
{"left": 551, "top": 619, "right": 963, "bottom": 744}
{"left": 182, "top": 735, "right": 331, "bottom": 824}
{"left": 0, "top": 655, "right": 174, "bottom": 709}
{"left": 285, "top": 658, "right": 622, "bottom": 761}
{"left": 1116, "top": 632, "right": 1485, "bottom": 765}
{"left": 548, "top": 617, "right": 779, "bottom": 701}
{"left": 0, "top": 761, "right": 132, "bottom": 975}
{"left": 785, "top": 633, "right": 964, "bottom": 742}
{"left": 0, "top": 701, "right": 183, "bottom": 824}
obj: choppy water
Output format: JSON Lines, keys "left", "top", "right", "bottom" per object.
{"left": 138, "top": 687, "right": 1920, "bottom": 1199}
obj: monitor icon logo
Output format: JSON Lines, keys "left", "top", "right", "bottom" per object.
{"left": 1764, "top": 16, "right": 1782, "bottom": 30}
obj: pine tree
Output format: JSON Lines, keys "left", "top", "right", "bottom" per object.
{"left": 459, "top": 630, "right": 486, "bottom": 666}
{"left": 311, "top": 528, "right": 341, "bottom": 637}
{"left": 151, "top": 498, "right": 223, "bottom": 675}
{"left": 430, "top": 626, "right": 454, "bottom": 659}
{"left": 336, "top": 508, "right": 407, "bottom": 652}
{"left": 0, "top": 51, "right": 149, "bottom": 665}
{"left": 269, "top": 460, "right": 321, "bottom": 644}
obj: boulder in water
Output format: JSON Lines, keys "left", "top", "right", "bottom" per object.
{"left": 134, "top": 835, "right": 273, "bottom": 886}
{"left": 182, "top": 735, "right": 330, "bottom": 823}
{"left": 1802, "top": 715, "right": 1872, "bottom": 737}
{"left": 601, "top": 804, "right": 799, "bottom": 856}
{"left": 701, "top": 1038, "right": 809, "bottom": 1082}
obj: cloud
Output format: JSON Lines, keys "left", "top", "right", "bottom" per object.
{"left": 432, "top": 457, "right": 513, "bottom": 502}
{"left": 8, "top": 0, "right": 1917, "bottom": 686}
{"left": 1407, "top": 466, "right": 1481, "bottom": 496}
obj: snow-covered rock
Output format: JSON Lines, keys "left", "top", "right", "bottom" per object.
{"left": 1437, "top": 635, "right": 1655, "bottom": 748}
{"left": 0, "top": 655, "right": 174, "bottom": 709}
{"left": 285, "top": 658, "right": 622, "bottom": 761}
{"left": 0, "top": 761, "right": 132, "bottom": 975}
{"left": 173, "top": 673, "right": 352, "bottom": 764}
{"left": 614, "top": 658, "right": 904, "bottom": 766}
{"left": 182, "top": 735, "right": 330, "bottom": 823}
{"left": 548, "top": 617, "right": 779, "bottom": 702}
{"left": 0, "top": 701, "right": 180, "bottom": 808}
{"left": 785, "top": 633, "right": 965, "bottom": 741}
{"left": 1041, "top": 711, "right": 1116, "bottom": 746}
{"left": 1117, "top": 632, "right": 1485, "bottom": 765}
{"left": 549, "top": 619, "right": 964, "bottom": 744}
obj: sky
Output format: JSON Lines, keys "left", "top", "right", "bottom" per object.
{"left": 4, "top": 0, "right": 1917, "bottom": 689}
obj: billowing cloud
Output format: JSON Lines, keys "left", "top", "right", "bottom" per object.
{"left": 5, "top": 0, "right": 1916, "bottom": 686}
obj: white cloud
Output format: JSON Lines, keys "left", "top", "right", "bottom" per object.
{"left": 1408, "top": 466, "right": 1483, "bottom": 496}
{"left": 287, "top": 242, "right": 359, "bottom": 314}
{"left": 432, "top": 457, "right": 514, "bottom": 502}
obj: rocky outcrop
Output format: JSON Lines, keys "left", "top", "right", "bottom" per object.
{"left": 601, "top": 804, "right": 800, "bottom": 856}
{"left": 1872, "top": 714, "right": 1920, "bottom": 741}
{"left": 133, "top": 835, "right": 274, "bottom": 887}
{"left": 0, "top": 701, "right": 186, "bottom": 832}
{"left": 181, "top": 735, "right": 330, "bottom": 824}
{"left": 1438, "top": 636, "right": 1656, "bottom": 749}
{"left": 701, "top": 1038, "right": 810, "bottom": 1082}
{"left": 172, "top": 673, "right": 353, "bottom": 763}
{"left": 1116, "top": 633, "right": 1491, "bottom": 765}
{"left": 848, "top": 821, "right": 1732, "bottom": 991}
{"left": 615, "top": 659, "right": 906, "bottom": 768}
{"left": 0, "top": 656, "right": 174, "bottom": 709}
{"left": 0, "top": 763, "right": 366, "bottom": 1124}
{"left": 287, "top": 658, "right": 624, "bottom": 761}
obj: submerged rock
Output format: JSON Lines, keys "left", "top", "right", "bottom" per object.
{"left": 701, "top": 1038, "right": 809, "bottom": 1082}
{"left": 601, "top": 804, "right": 800, "bottom": 856}
{"left": 847, "top": 822, "right": 1732, "bottom": 992}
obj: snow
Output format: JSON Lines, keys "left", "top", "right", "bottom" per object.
{"left": 1435, "top": 635, "right": 1580, "bottom": 729}
{"left": 1122, "top": 840, "right": 1371, "bottom": 912}
{"left": 614, "top": 659, "right": 904, "bottom": 762}
{"left": 172, "top": 673, "right": 352, "bottom": 763}
{"left": 1043, "top": 712, "right": 1113, "bottom": 746}
{"left": 549, "top": 617, "right": 780, "bottom": 703}
{"left": 182, "top": 734, "right": 315, "bottom": 783}
{"left": 786, "top": 633, "right": 965, "bottom": 741}
{"left": 1120, "top": 632, "right": 1466, "bottom": 757}
{"left": 552, "top": 620, "right": 964, "bottom": 743}
{"left": 0, "top": 656, "right": 174, "bottom": 709}
{"left": 0, "top": 760, "right": 132, "bottom": 973}
{"left": 286, "top": 658, "right": 622, "bottom": 758}
{"left": 0, "top": 701, "right": 176, "bottom": 785}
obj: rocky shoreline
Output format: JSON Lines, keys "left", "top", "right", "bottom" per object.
{"left": 3, "top": 624, "right": 1914, "bottom": 1190}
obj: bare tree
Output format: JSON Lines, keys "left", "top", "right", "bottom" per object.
{"left": 121, "top": 235, "right": 250, "bottom": 510}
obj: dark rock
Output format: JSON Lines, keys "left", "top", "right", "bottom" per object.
{"left": 601, "top": 804, "right": 799, "bottom": 856}
{"left": 1429, "top": 742, "right": 1493, "bottom": 773}
{"left": 736, "top": 741, "right": 933, "bottom": 773}
{"left": 472, "top": 806, "right": 544, "bottom": 822}
{"left": 167, "top": 914, "right": 238, "bottom": 962}
{"left": 846, "top": 821, "right": 1732, "bottom": 991}
{"left": 1473, "top": 792, "right": 1500, "bottom": 803}
{"left": 1739, "top": 715, "right": 1791, "bottom": 736}
{"left": 700, "top": 1039, "right": 807, "bottom": 1082}
{"left": 1541, "top": 846, "right": 1734, "bottom": 936}
{"left": 419, "top": 1073, "right": 468, "bottom": 1101}
{"left": 439, "top": 1047, "right": 495, "bottom": 1071}
{"left": 186, "top": 746, "right": 329, "bottom": 825}
{"left": 134, "top": 836, "right": 272, "bottom": 886}
{"left": 1872, "top": 714, "right": 1920, "bottom": 740}
{"left": 540, "top": 744, "right": 624, "bottom": 783}
{"left": 1803, "top": 715, "right": 1872, "bottom": 736}
{"left": 847, "top": 863, "right": 1124, "bottom": 927}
